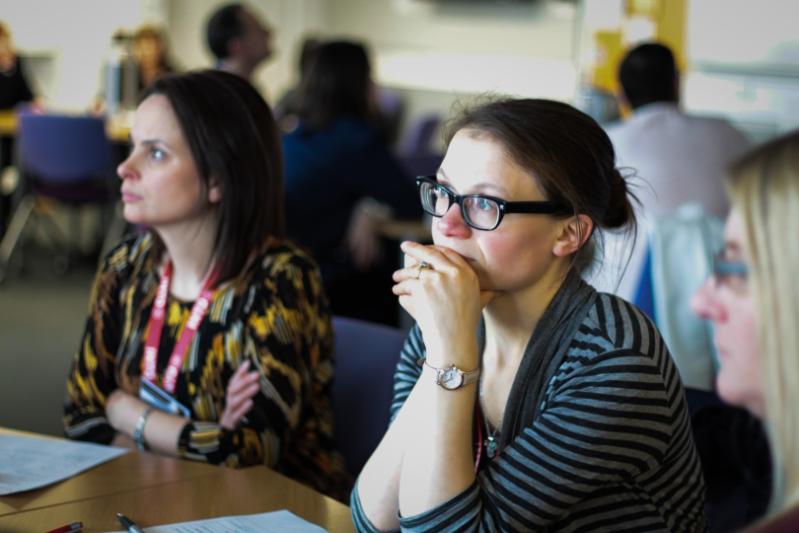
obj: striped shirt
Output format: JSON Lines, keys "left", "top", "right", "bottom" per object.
{"left": 352, "top": 293, "right": 708, "bottom": 532}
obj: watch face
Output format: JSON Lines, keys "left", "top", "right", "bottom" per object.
{"left": 441, "top": 366, "right": 464, "bottom": 390}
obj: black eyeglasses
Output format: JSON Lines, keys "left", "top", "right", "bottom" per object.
{"left": 712, "top": 249, "right": 748, "bottom": 289}
{"left": 416, "top": 175, "right": 572, "bottom": 231}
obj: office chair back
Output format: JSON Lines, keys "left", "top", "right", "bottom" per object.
{"left": 398, "top": 113, "right": 444, "bottom": 178}
{"left": 18, "top": 113, "right": 111, "bottom": 183}
{"left": 399, "top": 113, "right": 441, "bottom": 157}
{"left": 332, "top": 316, "right": 406, "bottom": 477}
{"left": 0, "top": 113, "right": 118, "bottom": 281}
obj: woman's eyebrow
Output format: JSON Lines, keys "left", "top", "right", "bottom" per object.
{"left": 436, "top": 169, "right": 509, "bottom": 196}
{"left": 139, "top": 138, "right": 170, "bottom": 150}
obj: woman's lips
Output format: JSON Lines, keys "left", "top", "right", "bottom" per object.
{"left": 121, "top": 191, "right": 142, "bottom": 203}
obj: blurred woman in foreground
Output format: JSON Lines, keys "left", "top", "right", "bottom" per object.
{"left": 693, "top": 131, "right": 799, "bottom": 531}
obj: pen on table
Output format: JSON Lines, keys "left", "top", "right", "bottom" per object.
{"left": 117, "top": 512, "right": 145, "bottom": 533}
{"left": 44, "top": 522, "right": 83, "bottom": 533}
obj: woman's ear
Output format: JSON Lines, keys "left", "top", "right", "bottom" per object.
{"left": 553, "top": 214, "right": 593, "bottom": 257}
{"left": 208, "top": 178, "right": 222, "bottom": 204}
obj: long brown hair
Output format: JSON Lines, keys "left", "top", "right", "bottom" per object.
{"left": 142, "top": 69, "right": 284, "bottom": 281}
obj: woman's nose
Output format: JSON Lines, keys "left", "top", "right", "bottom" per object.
{"left": 691, "top": 277, "right": 726, "bottom": 322}
{"left": 436, "top": 203, "right": 472, "bottom": 239}
{"left": 117, "top": 153, "right": 137, "bottom": 181}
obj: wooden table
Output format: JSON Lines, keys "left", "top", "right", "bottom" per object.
{"left": 0, "top": 430, "right": 354, "bottom": 532}
{"left": 0, "top": 449, "right": 221, "bottom": 517}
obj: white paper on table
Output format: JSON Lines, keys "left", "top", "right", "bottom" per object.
{"left": 107, "top": 510, "right": 327, "bottom": 532}
{"left": 0, "top": 433, "right": 128, "bottom": 495}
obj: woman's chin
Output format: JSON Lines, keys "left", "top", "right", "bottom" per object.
{"left": 716, "top": 375, "right": 765, "bottom": 419}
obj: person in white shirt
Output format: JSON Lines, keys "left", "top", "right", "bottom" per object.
{"left": 590, "top": 42, "right": 750, "bottom": 301}
{"left": 586, "top": 42, "right": 751, "bottom": 393}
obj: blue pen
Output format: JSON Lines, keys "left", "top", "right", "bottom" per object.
{"left": 116, "top": 512, "right": 145, "bottom": 533}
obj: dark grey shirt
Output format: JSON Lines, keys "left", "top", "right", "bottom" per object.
{"left": 352, "top": 292, "right": 708, "bottom": 532}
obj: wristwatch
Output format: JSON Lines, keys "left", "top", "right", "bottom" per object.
{"left": 422, "top": 360, "right": 480, "bottom": 390}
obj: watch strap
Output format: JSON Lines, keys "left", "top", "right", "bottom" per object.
{"left": 133, "top": 407, "right": 154, "bottom": 451}
{"left": 422, "top": 360, "right": 480, "bottom": 390}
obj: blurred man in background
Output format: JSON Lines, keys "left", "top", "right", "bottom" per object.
{"left": 609, "top": 42, "right": 750, "bottom": 220}
{"left": 206, "top": 3, "right": 273, "bottom": 83}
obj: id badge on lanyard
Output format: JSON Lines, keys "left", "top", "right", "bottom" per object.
{"left": 139, "top": 377, "right": 191, "bottom": 417}
{"left": 139, "top": 261, "right": 216, "bottom": 418}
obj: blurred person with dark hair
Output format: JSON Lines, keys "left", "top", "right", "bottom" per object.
{"left": 132, "top": 25, "right": 177, "bottom": 90}
{"left": 282, "top": 40, "right": 420, "bottom": 325}
{"left": 612, "top": 41, "right": 750, "bottom": 221}
{"left": 0, "top": 21, "right": 38, "bottom": 237}
{"left": 64, "top": 70, "right": 350, "bottom": 500}
{"left": 205, "top": 3, "right": 272, "bottom": 83}
{"left": 0, "top": 21, "right": 34, "bottom": 110}
{"left": 274, "top": 35, "right": 321, "bottom": 132}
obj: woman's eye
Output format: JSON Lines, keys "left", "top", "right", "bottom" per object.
{"left": 477, "top": 198, "right": 493, "bottom": 211}
{"left": 150, "top": 147, "right": 166, "bottom": 161}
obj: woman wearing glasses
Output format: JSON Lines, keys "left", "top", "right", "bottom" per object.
{"left": 693, "top": 131, "right": 799, "bottom": 531}
{"left": 352, "top": 98, "right": 707, "bottom": 531}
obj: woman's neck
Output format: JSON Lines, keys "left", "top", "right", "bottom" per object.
{"left": 218, "top": 58, "right": 254, "bottom": 81}
{"left": 156, "top": 217, "right": 219, "bottom": 301}
{"left": 0, "top": 54, "right": 14, "bottom": 73}
{"left": 139, "top": 63, "right": 160, "bottom": 87}
{"left": 482, "top": 265, "right": 569, "bottom": 364}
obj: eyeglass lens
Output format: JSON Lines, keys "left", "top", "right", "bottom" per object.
{"left": 712, "top": 249, "right": 748, "bottom": 290}
{"left": 420, "top": 180, "right": 499, "bottom": 230}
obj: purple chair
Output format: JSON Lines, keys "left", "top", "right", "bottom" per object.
{"left": 398, "top": 113, "right": 441, "bottom": 157}
{"left": 332, "top": 316, "right": 406, "bottom": 477}
{"left": 397, "top": 113, "right": 443, "bottom": 178}
{"left": 0, "top": 113, "right": 118, "bottom": 281}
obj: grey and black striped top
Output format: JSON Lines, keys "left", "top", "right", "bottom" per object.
{"left": 352, "top": 293, "right": 708, "bottom": 532}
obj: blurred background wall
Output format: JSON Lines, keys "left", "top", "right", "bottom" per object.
{"left": 1, "top": 0, "right": 797, "bottom": 141}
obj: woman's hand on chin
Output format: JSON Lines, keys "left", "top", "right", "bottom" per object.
{"left": 394, "top": 241, "right": 494, "bottom": 368}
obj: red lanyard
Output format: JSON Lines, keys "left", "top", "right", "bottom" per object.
{"left": 142, "top": 261, "right": 216, "bottom": 394}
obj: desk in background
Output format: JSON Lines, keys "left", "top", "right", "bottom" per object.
{"left": 0, "top": 428, "right": 354, "bottom": 533}
{"left": 0, "top": 112, "right": 15, "bottom": 138}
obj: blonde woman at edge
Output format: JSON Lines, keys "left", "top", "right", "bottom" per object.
{"left": 693, "top": 130, "right": 799, "bottom": 531}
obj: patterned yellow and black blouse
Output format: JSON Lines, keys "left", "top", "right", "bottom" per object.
{"left": 64, "top": 233, "right": 351, "bottom": 500}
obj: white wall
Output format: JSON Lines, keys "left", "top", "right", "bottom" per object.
{"left": 163, "top": 0, "right": 581, "bottom": 143}
{"left": 682, "top": 0, "right": 799, "bottom": 140}
{"left": 0, "top": 0, "right": 167, "bottom": 110}
{"left": 3, "top": 0, "right": 580, "bottom": 120}
{"left": 168, "top": 0, "right": 329, "bottom": 102}
{"left": 324, "top": 0, "right": 578, "bottom": 99}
